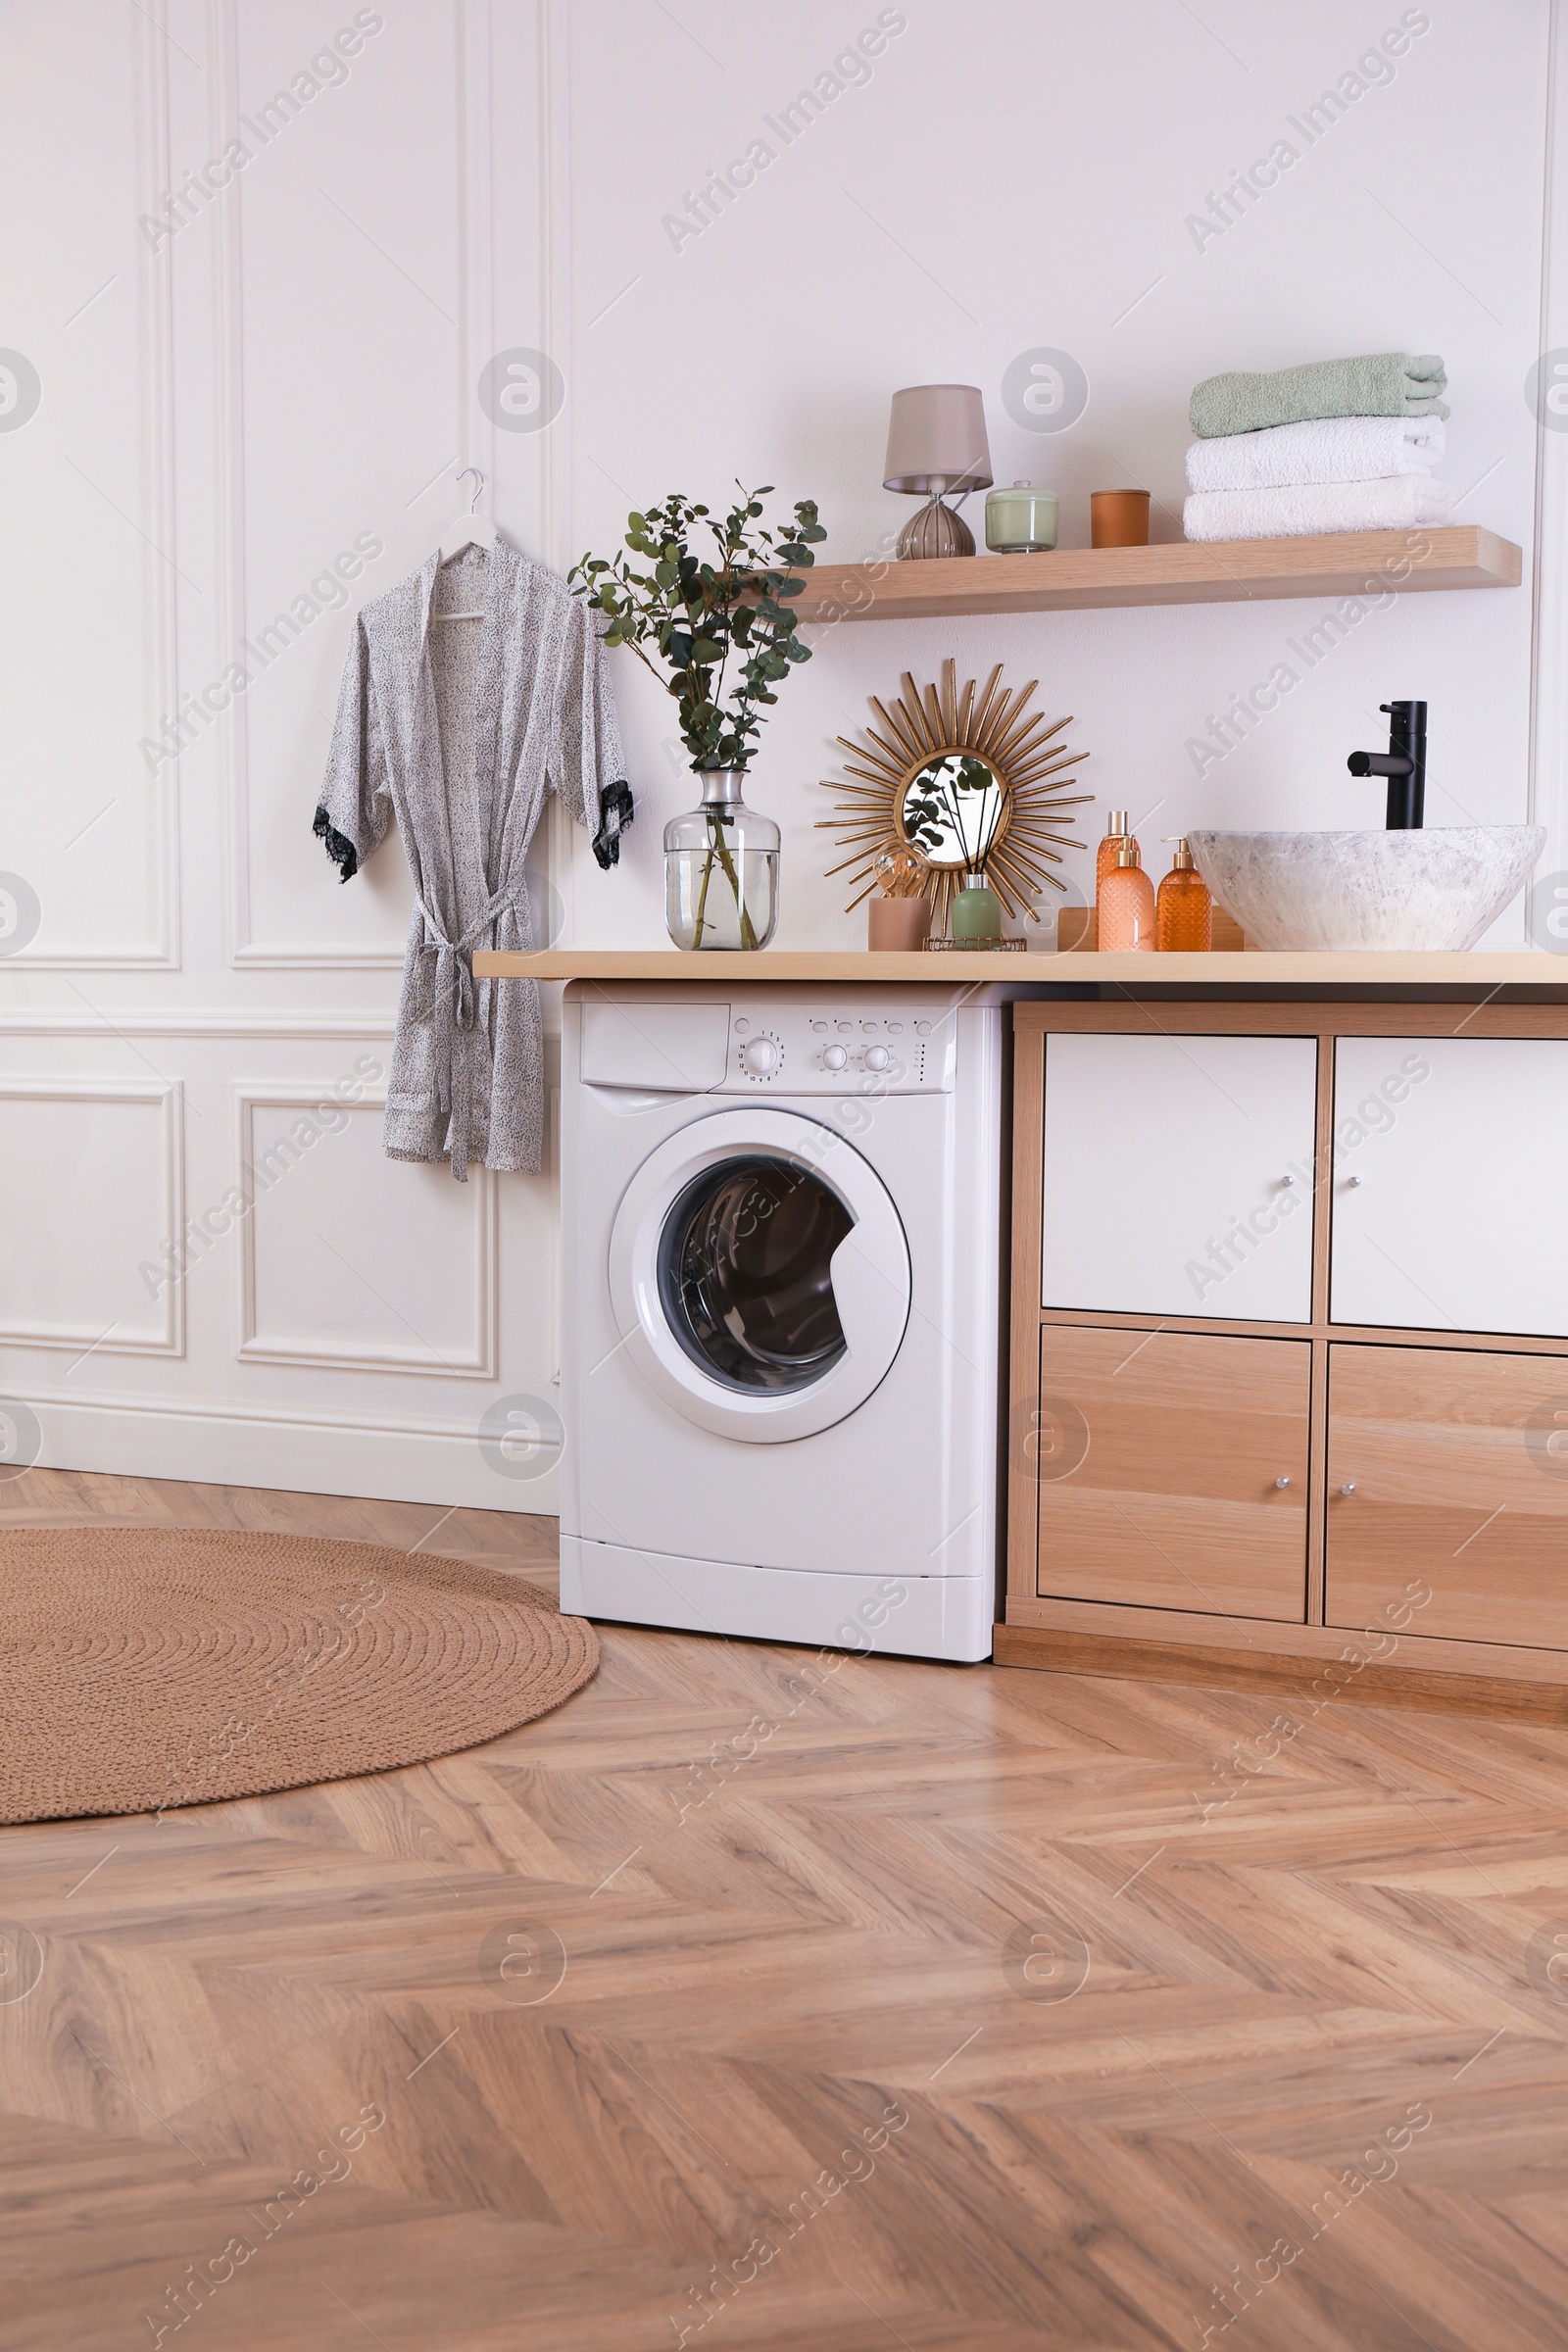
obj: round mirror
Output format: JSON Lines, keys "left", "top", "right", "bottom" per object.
{"left": 900, "top": 753, "right": 1004, "bottom": 869}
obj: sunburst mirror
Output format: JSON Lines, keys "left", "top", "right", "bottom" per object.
{"left": 819, "top": 660, "right": 1091, "bottom": 933}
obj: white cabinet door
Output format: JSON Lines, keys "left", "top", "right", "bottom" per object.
{"left": 1041, "top": 1033, "right": 1318, "bottom": 1322}
{"left": 1331, "top": 1037, "right": 1568, "bottom": 1336}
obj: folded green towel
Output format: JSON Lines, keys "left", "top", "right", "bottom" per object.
{"left": 1190, "top": 353, "right": 1449, "bottom": 438}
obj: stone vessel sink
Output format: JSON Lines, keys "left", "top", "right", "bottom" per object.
{"left": 1186, "top": 826, "right": 1545, "bottom": 952}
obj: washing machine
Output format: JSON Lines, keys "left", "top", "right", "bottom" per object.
{"left": 558, "top": 982, "right": 1003, "bottom": 1662}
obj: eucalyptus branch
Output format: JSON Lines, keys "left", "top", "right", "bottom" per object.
{"left": 568, "top": 482, "right": 826, "bottom": 771}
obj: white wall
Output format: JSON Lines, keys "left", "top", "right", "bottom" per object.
{"left": 559, "top": 0, "right": 1555, "bottom": 940}
{"left": 0, "top": 0, "right": 1557, "bottom": 1513}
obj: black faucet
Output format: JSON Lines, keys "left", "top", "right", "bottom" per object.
{"left": 1348, "top": 701, "right": 1426, "bottom": 829}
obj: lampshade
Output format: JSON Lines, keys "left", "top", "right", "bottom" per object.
{"left": 883, "top": 384, "right": 994, "bottom": 495}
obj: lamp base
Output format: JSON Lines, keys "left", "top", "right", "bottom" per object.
{"left": 896, "top": 496, "right": 975, "bottom": 561}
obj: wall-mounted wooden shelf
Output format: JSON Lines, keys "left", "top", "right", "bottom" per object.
{"left": 788, "top": 525, "right": 1521, "bottom": 622}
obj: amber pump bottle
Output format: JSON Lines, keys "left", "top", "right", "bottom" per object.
{"left": 1155, "top": 837, "right": 1213, "bottom": 952}
{"left": 1095, "top": 808, "right": 1138, "bottom": 895}
{"left": 1097, "top": 841, "right": 1155, "bottom": 952}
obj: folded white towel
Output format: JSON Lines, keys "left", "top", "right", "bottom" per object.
{"left": 1183, "top": 475, "right": 1456, "bottom": 542}
{"left": 1185, "top": 415, "right": 1446, "bottom": 495}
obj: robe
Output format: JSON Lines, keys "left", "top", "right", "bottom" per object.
{"left": 315, "top": 540, "right": 631, "bottom": 1180}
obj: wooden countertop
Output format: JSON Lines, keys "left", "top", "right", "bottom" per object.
{"left": 473, "top": 948, "right": 1568, "bottom": 991}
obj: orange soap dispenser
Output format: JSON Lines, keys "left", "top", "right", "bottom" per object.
{"left": 1156, "top": 837, "right": 1213, "bottom": 951}
{"left": 1095, "top": 808, "right": 1137, "bottom": 896}
{"left": 1098, "top": 840, "right": 1155, "bottom": 952}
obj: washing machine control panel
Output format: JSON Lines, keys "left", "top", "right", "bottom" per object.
{"left": 724, "top": 1008, "right": 955, "bottom": 1093}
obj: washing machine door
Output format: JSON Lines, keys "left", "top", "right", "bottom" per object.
{"left": 607, "top": 1107, "right": 911, "bottom": 1442}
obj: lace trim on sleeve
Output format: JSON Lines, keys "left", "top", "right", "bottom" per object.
{"left": 313, "top": 804, "right": 360, "bottom": 882}
{"left": 591, "top": 779, "right": 634, "bottom": 871}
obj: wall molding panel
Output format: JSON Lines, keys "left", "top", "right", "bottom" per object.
{"left": 0, "top": 1014, "right": 397, "bottom": 1039}
{"left": 209, "top": 0, "right": 395, "bottom": 972}
{"left": 536, "top": 0, "right": 576, "bottom": 964}
{"left": 459, "top": 0, "right": 497, "bottom": 514}
{"left": 1532, "top": 0, "right": 1568, "bottom": 891}
{"left": 17, "top": 7, "right": 180, "bottom": 970}
{"left": 212, "top": 0, "right": 405, "bottom": 970}
{"left": 0, "top": 1078, "right": 184, "bottom": 1355}
{"left": 217, "top": 0, "right": 499, "bottom": 970}
{"left": 232, "top": 1083, "right": 497, "bottom": 1376}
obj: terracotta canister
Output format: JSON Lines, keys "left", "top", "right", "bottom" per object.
{"left": 868, "top": 896, "right": 932, "bottom": 951}
{"left": 1090, "top": 489, "right": 1151, "bottom": 549}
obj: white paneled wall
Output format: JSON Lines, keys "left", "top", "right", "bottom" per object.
{"left": 0, "top": 1, "right": 1564, "bottom": 1516}
{"left": 0, "top": 0, "right": 566, "bottom": 1513}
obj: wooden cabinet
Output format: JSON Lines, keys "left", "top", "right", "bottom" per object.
{"left": 1036, "top": 1326, "right": 1310, "bottom": 1620}
{"left": 1005, "top": 1002, "right": 1568, "bottom": 1710}
{"left": 1041, "top": 1031, "right": 1317, "bottom": 1323}
{"left": 1330, "top": 1037, "right": 1568, "bottom": 1338}
{"left": 1325, "top": 1343, "right": 1568, "bottom": 1648}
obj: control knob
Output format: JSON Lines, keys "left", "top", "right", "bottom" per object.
{"left": 863, "top": 1044, "right": 892, "bottom": 1072}
{"left": 822, "top": 1044, "right": 849, "bottom": 1071}
{"left": 741, "top": 1036, "right": 780, "bottom": 1077}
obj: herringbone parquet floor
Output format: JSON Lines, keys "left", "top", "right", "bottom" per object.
{"left": 5, "top": 1469, "right": 1568, "bottom": 2351}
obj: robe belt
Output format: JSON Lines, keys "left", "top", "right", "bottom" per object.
{"left": 416, "top": 884, "right": 521, "bottom": 1182}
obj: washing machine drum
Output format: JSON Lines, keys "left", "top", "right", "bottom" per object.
{"left": 608, "top": 1109, "right": 911, "bottom": 1441}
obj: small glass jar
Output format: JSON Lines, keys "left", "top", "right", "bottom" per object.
{"left": 984, "top": 483, "right": 1059, "bottom": 554}
{"left": 664, "top": 769, "right": 779, "bottom": 952}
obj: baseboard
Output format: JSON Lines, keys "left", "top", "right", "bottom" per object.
{"left": 992, "top": 1621, "right": 1568, "bottom": 1723}
{"left": 10, "top": 1391, "right": 558, "bottom": 1516}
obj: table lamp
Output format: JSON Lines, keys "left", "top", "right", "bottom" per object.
{"left": 883, "top": 384, "right": 993, "bottom": 559}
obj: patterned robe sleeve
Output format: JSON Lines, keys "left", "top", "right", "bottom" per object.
{"left": 554, "top": 598, "right": 634, "bottom": 870}
{"left": 314, "top": 613, "right": 394, "bottom": 882}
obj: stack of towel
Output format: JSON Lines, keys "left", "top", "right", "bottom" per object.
{"left": 1183, "top": 353, "right": 1454, "bottom": 543}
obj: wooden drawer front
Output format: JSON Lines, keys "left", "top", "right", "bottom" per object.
{"left": 1331, "top": 1037, "right": 1568, "bottom": 1337}
{"left": 1041, "top": 1032, "right": 1316, "bottom": 1323}
{"left": 1326, "top": 1344, "right": 1568, "bottom": 1647}
{"left": 1037, "top": 1326, "right": 1310, "bottom": 1621}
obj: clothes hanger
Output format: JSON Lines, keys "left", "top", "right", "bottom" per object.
{"left": 434, "top": 466, "right": 496, "bottom": 618}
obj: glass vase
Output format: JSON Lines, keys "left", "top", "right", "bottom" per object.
{"left": 663, "top": 769, "right": 779, "bottom": 952}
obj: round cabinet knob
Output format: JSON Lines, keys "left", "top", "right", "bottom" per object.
{"left": 822, "top": 1044, "right": 849, "bottom": 1071}
{"left": 741, "top": 1037, "right": 780, "bottom": 1077}
{"left": 1274, "top": 1476, "right": 1292, "bottom": 1490}
{"left": 1346, "top": 1174, "right": 1363, "bottom": 1189}
{"left": 1340, "top": 1482, "right": 1357, "bottom": 1496}
{"left": 863, "top": 1045, "right": 892, "bottom": 1072}
{"left": 1277, "top": 1173, "right": 1297, "bottom": 1189}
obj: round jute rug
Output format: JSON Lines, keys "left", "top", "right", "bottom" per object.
{"left": 0, "top": 1528, "right": 598, "bottom": 1825}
